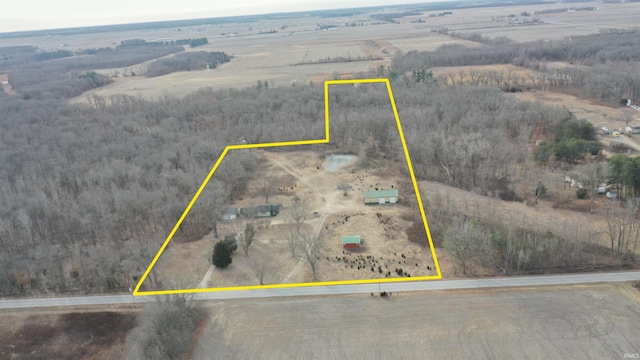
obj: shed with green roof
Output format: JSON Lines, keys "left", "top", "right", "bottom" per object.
{"left": 364, "top": 189, "right": 399, "bottom": 205}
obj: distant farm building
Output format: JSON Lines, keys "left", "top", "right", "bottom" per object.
{"left": 240, "top": 204, "right": 281, "bottom": 218}
{"left": 342, "top": 236, "right": 361, "bottom": 248}
{"left": 625, "top": 125, "right": 640, "bottom": 134}
{"left": 364, "top": 189, "right": 399, "bottom": 204}
{"left": 222, "top": 207, "right": 238, "bottom": 221}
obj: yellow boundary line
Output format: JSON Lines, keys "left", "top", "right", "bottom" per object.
{"left": 133, "top": 78, "right": 441, "bottom": 296}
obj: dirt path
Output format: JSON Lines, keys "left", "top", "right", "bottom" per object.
{"left": 198, "top": 265, "right": 216, "bottom": 288}
{"left": 268, "top": 152, "right": 339, "bottom": 283}
{"left": 281, "top": 212, "right": 330, "bottom": 283}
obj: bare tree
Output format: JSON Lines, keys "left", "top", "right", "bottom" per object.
{"left": 125, "top": 294, "right": 204, "bottom": 360}
{"left": 17, "top": 209, "right": 33, "bottom": 245}
{"left": 235, "top": 222, "right": 255, "bottom": 257}
{"left": 504, "top": 67, "right": 514, "bottom": 89}
{"left": 256, "top": 177, "right": 274, "bottom": 203}
{"left": 573, "top": 162, "right": 609, "bottom": 213}
{"left": 443, "top": 218, "right": 494, "bottom": 275}
{"left": 282, "top": 224, "right": 299, "bottom": 257}
{"left": 469, "top": 69, "right": 483, "bottom": 86}
{"left": 457, "top": 69, "right": 466, "bottom": 86}
{"left": 249, "top": 253, "right": 270, "bottom": 285}
{"left": 488, "top": 70, "right": 504, "bottom": 88}
{"left": 289, "top": 198, "right": 310, "bottom": 236}
{"left": 298, "top": 230, "right": 321, "bottom": 280}
{"left": 446, "top": 72, "right": 457, "bottom": 88}
{"left": 606, "top": 198, "right": 640, "bottom": 255}
{"left": 202, "top": 183, "right": 227, "bottom": 238}
{"left": 534, "top": 181, "right": 547, "bottom": 204}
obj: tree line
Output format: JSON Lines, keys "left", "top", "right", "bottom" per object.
{"left": 146, "top": 51, "right": 231, "bottom": 77}
{"left": 2, "top": 44, "right": 184, "bottom": 99}
{"left": 392, "top": 30, "right": 640, "bottom": 106}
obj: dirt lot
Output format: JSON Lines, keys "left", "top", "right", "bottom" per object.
{"left": 152, "top": 148, "right": 438, "bottom": 290}
{"left": 191, "top": 283, "right": 640, "bottom": 359}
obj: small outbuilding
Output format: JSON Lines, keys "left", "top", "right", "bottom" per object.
{"left": 222, "top": 207, "right": 237, "bottom": 221}
{"left": 342, "top": 236, "right": 361, "bottom": 248}
{"left": 241, "top": 204, "right": 280, "bottom": 218}
{"left": 625, "top": 125, "right": 640, "bottom": 134}
{"left": 256, "top": 204, "right": 278, "bottom": 218}
{"left": 364, "top": 189, "right": 399, "bottom": 205}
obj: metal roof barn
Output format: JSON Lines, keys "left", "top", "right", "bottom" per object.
{"left": 364, "top": 189, "right": 399, "bottom": 204}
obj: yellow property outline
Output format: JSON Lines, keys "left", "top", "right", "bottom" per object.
{"left": 133, "top": 78, "right": 442, "bottom": 296}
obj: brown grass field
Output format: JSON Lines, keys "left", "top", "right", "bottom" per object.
{"left": 191, "top": 283, "right": 640, "bottom": 359}
{"left": 0, "top": 306, "right": 140, "bottom": 360}
{"left": 15, "top": 1, "right": 619, "bottom": 102}
{"left": 2, "top": 283, "right": 638, "bottom": 359}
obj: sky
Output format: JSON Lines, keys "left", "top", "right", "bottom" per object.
{"left": 0, "top": 0, "right": 435, "bottom": 33}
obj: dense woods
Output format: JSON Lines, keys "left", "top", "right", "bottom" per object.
{"left": 0, "top": 85, "right": 327, "bottom": 295}
{"left": 1, "top": 26, "right": 639, "bottom": 294}
{"left": 2, "top": 44, "right": 185, "bottom": 99}
{"left": 0, "top": 76, "right": 580, "bottom": 294}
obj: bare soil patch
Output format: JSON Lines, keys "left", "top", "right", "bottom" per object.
{"left": 151, "top": 147, "right": 438, "bottom": 290}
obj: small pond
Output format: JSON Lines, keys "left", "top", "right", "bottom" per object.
{"left": 324, "top": 154, "right": 358, "bottom": 172}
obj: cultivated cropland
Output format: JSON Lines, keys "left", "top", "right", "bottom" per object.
{"left": 1, "top": 0, "right": 640, "bottom": 358}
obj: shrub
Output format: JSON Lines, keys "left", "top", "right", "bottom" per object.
{"left": 212, "top": 240, "right": 232, "bottom": 268}
{"left": 577, "top": 188, "right": 588, "bottom": 199}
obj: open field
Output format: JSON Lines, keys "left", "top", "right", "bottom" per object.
{"left": 22, "top": 1, "right": 623, "bottom": 102}
{"left": 418, "top": 1, "right": 640, "bottom": 41}
{"left": 512, "top": 91, "right": 639, "bottom": 132}
{"left": 510, "top": 90, "right": 640, "bottom": 156}
{"left": 191, "top": 282, "right": 640, "bottom": 359}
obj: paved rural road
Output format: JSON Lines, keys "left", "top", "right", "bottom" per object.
{"left": 2, "top": 271, "right": 640, "bottom": 309}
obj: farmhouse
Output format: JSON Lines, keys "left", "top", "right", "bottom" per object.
{"left": 342, "top": 236, "right": 361, "bottom": 248}
{"left": 222, "top": 207, "right": 238, "bottom": 221}
{"left": 240, "top": 204, "right": 281, "bottom": 218}
{"left": 364, "top": 189, "right": 399, "bottom": 204}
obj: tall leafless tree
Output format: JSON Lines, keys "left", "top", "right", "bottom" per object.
{"left": 249, "top": 253, "right": 270, "bottom": 285}
{"left": 298, "top": 230, "right": 321, "bottom": 280}
{"left": 256, "top": 177, "right": 274, "bottom": 203}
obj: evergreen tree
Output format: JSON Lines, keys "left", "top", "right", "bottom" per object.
{"left": 212, "top": 240, "right": 232, "bottom": 268}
